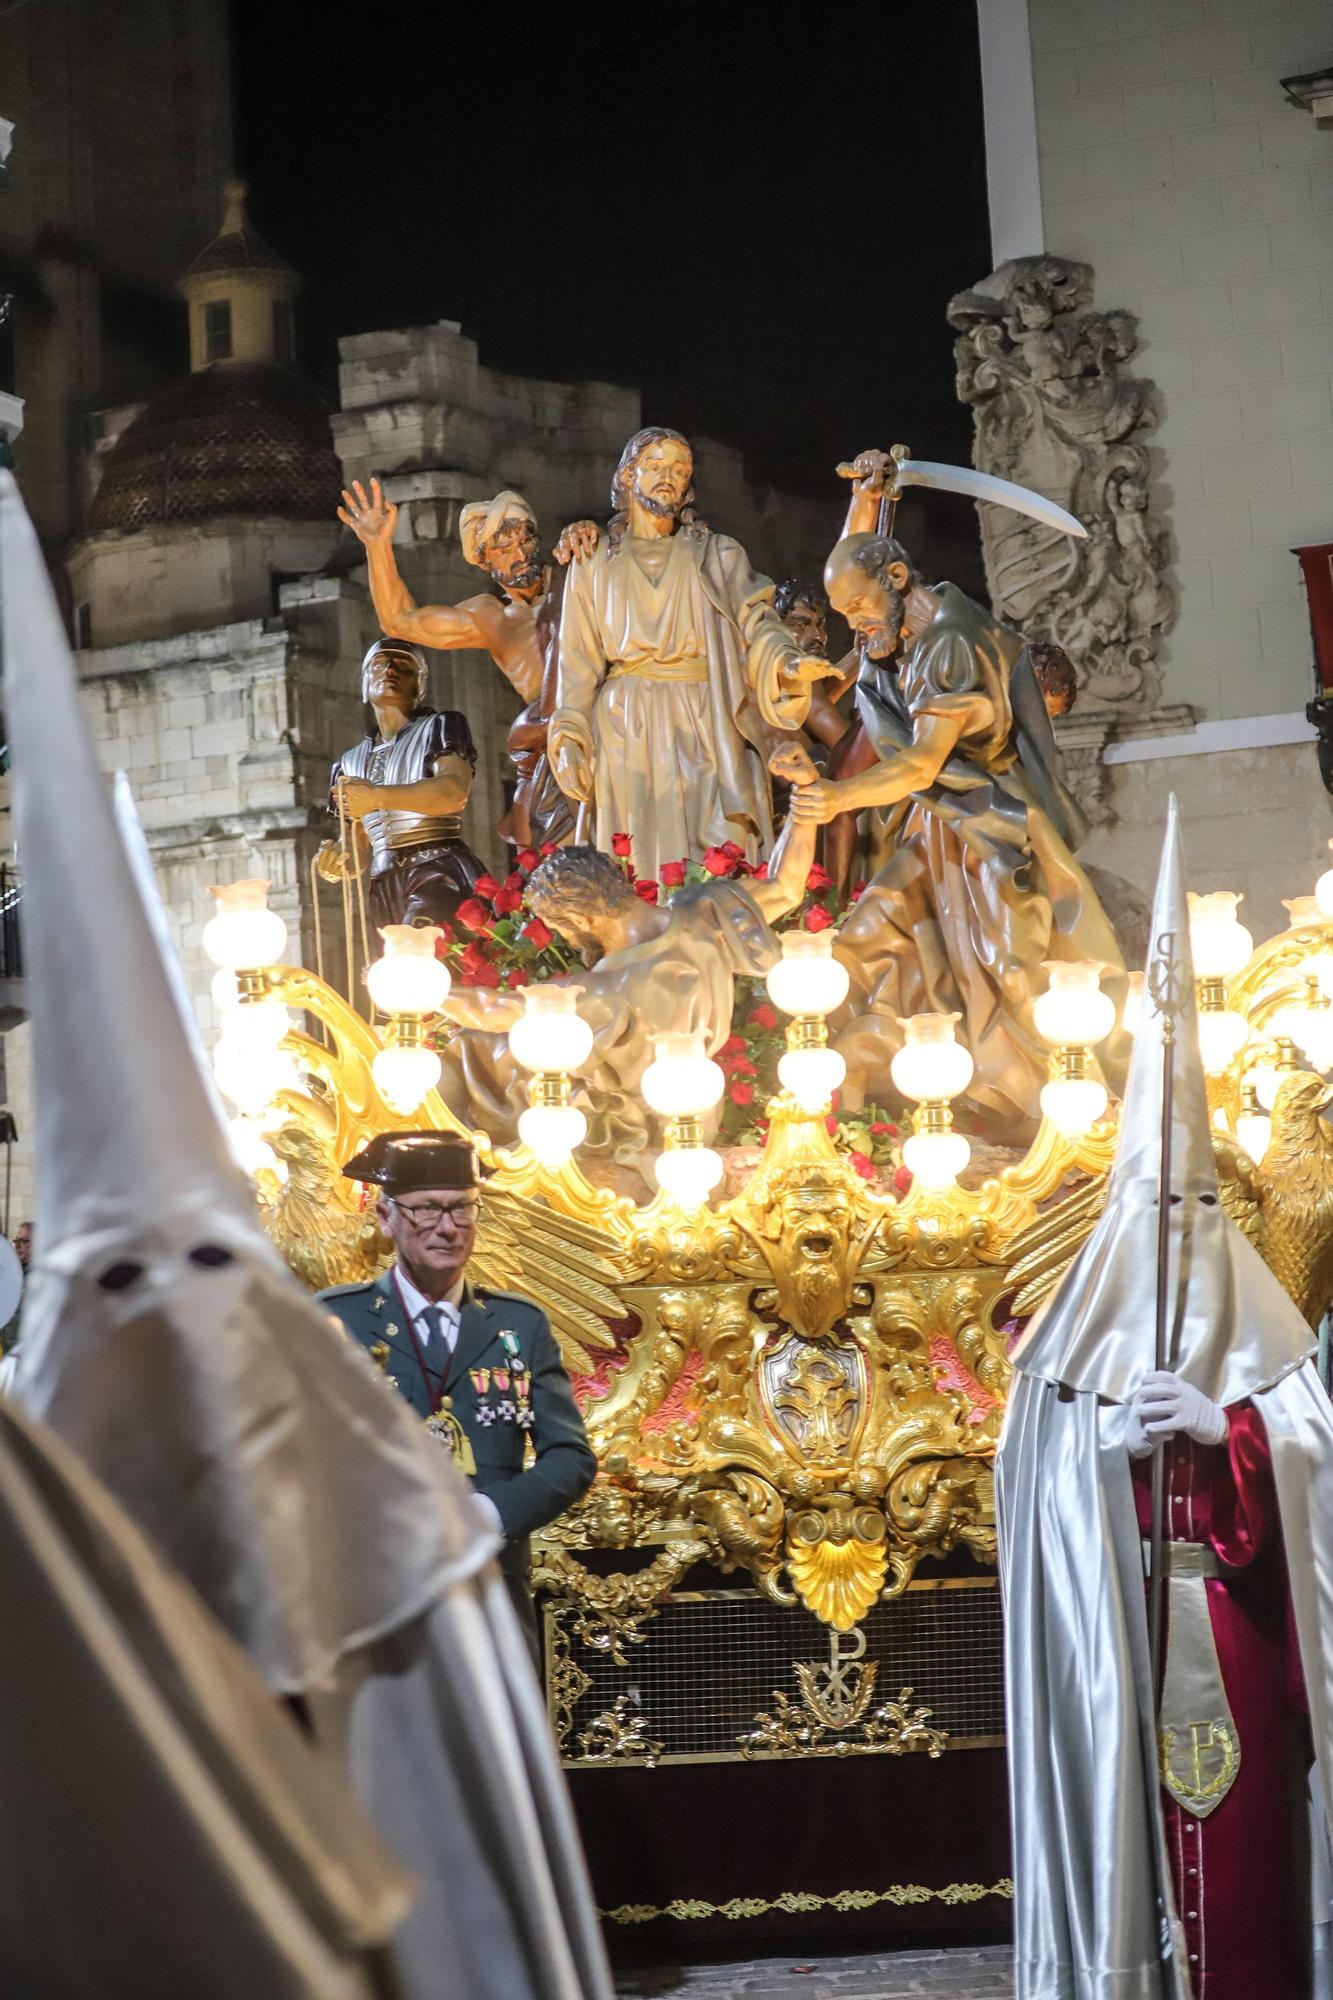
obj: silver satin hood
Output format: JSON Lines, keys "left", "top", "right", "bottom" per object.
{"left": 1010, "top": 793, "right": 1313, "bottom": 1407}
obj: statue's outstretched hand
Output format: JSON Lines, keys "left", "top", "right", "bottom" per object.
{"left": 552, "top": 737, "right": 594, "bottom": 804}
{"left": 313, "top": 838, "right": 348, "bottom": 884}
{"left": 790, "top": 652, "right": 842, "bottom": 686}
{"left": 787, "top": 779, "right": 841, "bottom": 826}
{"left": 337, "top": 476, "right": 398, "bottom": 545}
{"left": 554, "top": 520, "right": 601, "bottom": 566}
{"left": 769, "top": 740, "right": 819, "bottom": 787}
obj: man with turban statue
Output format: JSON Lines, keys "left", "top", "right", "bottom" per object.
{"left": 339, "top": 478, "right": 596, "bottom": 849}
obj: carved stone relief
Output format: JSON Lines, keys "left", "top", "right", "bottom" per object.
{"left": 947, "top": 255, "right": 1177, "bottom": 729}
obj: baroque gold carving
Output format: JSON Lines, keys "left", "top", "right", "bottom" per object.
{"left": 576, "top": 1695, "right": 665, "bottom": 1768}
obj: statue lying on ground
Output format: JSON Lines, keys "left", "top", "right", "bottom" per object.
{"left": 434, "top": 751, "right": 821, "bottom": 1161}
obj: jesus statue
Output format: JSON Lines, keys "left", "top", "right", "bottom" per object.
{"left": 548, "top": 426, "right": 835, "bottom": 880}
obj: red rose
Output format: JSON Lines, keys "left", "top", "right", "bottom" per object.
{"left": 849, "top": 1150, "right": 876, "bottom": 1180}
{"left": 893, "top": 1164, "right": 914, "bottom": 1195}
{"left": 702, "top": 846, "right": 737, "bottom": 877}
{"left": 659, "top": 859, "right": 687, "bottom": 888}
{"left": 505, "top": 966, "right": 530, "bottom": 988}
{"left": 751, "top": 861, "right": 769, "bottom": 880}
{"left": 521, "top": 916, "right": 554, "bottom": 951}
{"left": 721, "top": 840, "right": 744, "bottom": 861}
{"left": 473, "top": 874, "right": 500, "bottom": 900}
{"left": 720, "top": 1034, "right": 747, "bottom": 1057}
{"left": 458, "top": 941, "right": 500, "bottom": 987}
{"left": 720, "top": 1047, "right": 756, "bottom": 1076}
{"left": 456, "top": 898, "right": 494, "bottom": 935}
{"left": 805, "top": 861, "right": 832, "bottom": 891}
{"left": 851, "top": 879, "right": 866, "bottom": 903}
{"left": 433, "top": 923, "right": 454, "bottom": 952}
{"left": 804, "top": 903, "right": 834, "bottom": 932}
{"left": 515, "top": 848, "right": 540, "bottom": 873}
{"left": 634, "top": 879, "right": 659, "bottom": 903}
{"left": 728, "top": 1080, "right": 754, "bottom": 1107}
{"left": 869, "top": 1120, "right": 899, "bottom": 1138}
{"left": 746, "top": 1003, "right": 778, "bottom": 1031}
{"left": 611, "top": 832, "right": 633, "bottom": 858}
{"left": 539, "top": 841, "right": 559, "bottom": 857}
{"left": 493, "top": 883, "right": 524, "bottom": 915}
{"left": 825, "top": 1114, "right": 839, "bottom": 1136}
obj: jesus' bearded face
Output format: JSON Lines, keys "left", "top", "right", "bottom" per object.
{"left": 630, "top": 438, "right": 693, "bottom": 520}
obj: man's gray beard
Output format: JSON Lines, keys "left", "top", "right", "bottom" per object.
{"left": 862, "top": 583, "right": 906, "bottom": 660}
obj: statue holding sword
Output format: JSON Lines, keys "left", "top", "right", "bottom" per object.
{"left": 772, "top": 445, "right": 1128, "bottom": 1134}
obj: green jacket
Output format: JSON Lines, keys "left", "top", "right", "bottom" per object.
{"left": 317, "top": 1268, "right": 595, "bottom": 1582}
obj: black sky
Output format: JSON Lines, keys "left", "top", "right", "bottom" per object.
{"left": 231, "top": 2, "right": 991, "bottom": 504}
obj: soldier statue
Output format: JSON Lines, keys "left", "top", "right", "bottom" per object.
{"left": 315, "top": 636, "right": 486, "bottom": 930}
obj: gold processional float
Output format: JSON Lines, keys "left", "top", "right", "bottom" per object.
{"left": 200, "top": 863, "right": 1333, "bottom": 1751}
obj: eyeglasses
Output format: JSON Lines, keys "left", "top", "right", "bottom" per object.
{"left": 390, "top": 1198, "right": 480, "bottom": 1231}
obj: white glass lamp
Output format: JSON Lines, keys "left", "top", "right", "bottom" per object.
{"left": 365, "top": 925, "right": 451, "bottom": 1017}
{"left": 507, "top": 986, "right": 594, "bottom": 1169}
{"left": 1033, "top": 963, "right": 1116, "bottom": 1136}
{"left": 642, "top": 1031, "right": 726, "bottom": 1212}
{"left": 1188, "top": 892, "right": 1253, "bottom": 1077}
{"left": 1234, "top": 1082, "right": 1271, "bottom": 1166}
{"left": 1269, "top": 977, "right": 1333, "bottom": 1074}
{"left": 890, "top": 1014, "right": 974, "bottom": 1190}
{"left": 366, "top": 927, "right": 451, "bottom": 1116}
{"left": 1122, "top": 971, "right": 1145, "bottom": 1038}
{"left": 766, "top": 932, "right": 850, "bottom": 1115}
{"left": 1248, "top": 1038, "right": 1303, "bottom": 1113}
{"left": 203, "top": 879, "right": 288, "bottom": 977}
{"left": 1316, "top": 840, "right": 1333, "bottom": 922}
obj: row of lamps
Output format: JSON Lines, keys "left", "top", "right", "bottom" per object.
{"left": 201, "top": 851, "right": 1333, "bottom": 1206}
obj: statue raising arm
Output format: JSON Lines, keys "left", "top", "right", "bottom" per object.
{"left": 339, "top": 477, "right": 514, "bottom": 668}
{"left": 838, "top": 448, "right": 896, "bottom": 539}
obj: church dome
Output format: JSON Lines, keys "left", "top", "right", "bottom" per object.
{"left": 89, "top": 362, "right": 341, "bottom": 533}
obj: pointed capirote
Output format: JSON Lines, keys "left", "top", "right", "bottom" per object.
{"left": 112, "top": 769, "right": 234, "bottom": 1138}
{"left": 1011, "top": 793, "right": 1313, "bottom": 1406}
{"left": 0, "top": 470, "right": 252, "bottom": 1239}
{"left": 1109, "top": 791, "right": 1216, "bottom": 1200}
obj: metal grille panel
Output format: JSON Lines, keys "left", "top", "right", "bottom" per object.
{"left": 546, "top": 1579, "right": 1003, "bottom": 1768}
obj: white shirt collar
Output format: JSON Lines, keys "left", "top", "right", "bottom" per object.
{"left": 393, "top": 1266, "right": 465, "bottom": 1332}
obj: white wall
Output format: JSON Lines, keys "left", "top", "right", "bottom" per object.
{"left": 1026, "top": 0, "right": 1333, "bottom": 725}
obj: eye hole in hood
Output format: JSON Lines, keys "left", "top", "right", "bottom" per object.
{"left": 189, "top": 1243, "right": 235, "bottom": 1268}
{"left": 98, "top": 1260, "right": 144, "bottom": 1292}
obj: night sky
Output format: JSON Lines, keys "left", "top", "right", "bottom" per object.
{"left": 231, "top": 2, "right": 991, "bottom": 507}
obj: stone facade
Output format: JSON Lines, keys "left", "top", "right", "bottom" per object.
{"left": 975, "top": 0, "right": 1333, "bottom": 889}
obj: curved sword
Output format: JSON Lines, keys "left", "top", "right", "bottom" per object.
{"left": 837, "top": 453, "right": 1088, "bottom": 540}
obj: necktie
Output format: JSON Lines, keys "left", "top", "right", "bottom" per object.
{"left": 419, "top": 1304, "right": 449, "bottom": 1360}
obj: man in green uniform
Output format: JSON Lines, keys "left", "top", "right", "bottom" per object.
{"left": 319, "top": 1132, "right": 595, "bottom": 1658}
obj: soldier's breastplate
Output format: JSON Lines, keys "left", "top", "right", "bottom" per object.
{"left": 345, "top": 723, "right": 461, "bottom": 871}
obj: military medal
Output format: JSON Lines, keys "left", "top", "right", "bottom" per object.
{"left": 501, "top": 1330, "right": 536, "bottom": 1431}
{"left": 425, "top": 1399, "right": 477, "bottom": 1476}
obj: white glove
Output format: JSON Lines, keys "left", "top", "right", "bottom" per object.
{"left": 1124, "top": 1369, "right": 1229, "bottom": 1459}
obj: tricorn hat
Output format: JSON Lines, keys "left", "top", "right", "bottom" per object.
{"left": 343, "top": 1131, "right": 482, "bottom": 1195}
